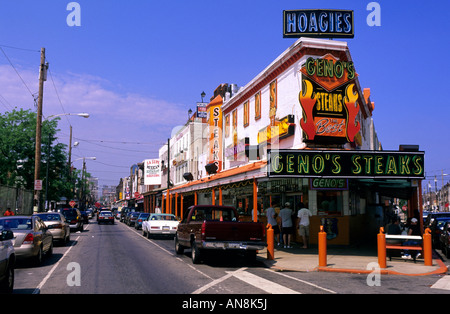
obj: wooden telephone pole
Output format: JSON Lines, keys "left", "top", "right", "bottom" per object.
{"left": 33, "top": 47, "right": 47, "bottom": 212}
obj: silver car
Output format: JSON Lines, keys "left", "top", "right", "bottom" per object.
{"left": 34, "top": 212, "right": 70, "bottom": 245}
{"left": 0, "top": 216, "right": 53, "bottom": 266}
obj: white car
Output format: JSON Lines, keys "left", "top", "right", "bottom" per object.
{"left": 142, "top": 214, "right": 179, "bottom": 238}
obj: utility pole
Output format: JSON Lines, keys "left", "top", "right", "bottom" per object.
{"left": 33, "top": 47, "right": 47, "bottom": 212}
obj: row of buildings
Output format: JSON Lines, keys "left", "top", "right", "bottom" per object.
{"left": 112, "top": 36, "right": 426, "bottom": 246}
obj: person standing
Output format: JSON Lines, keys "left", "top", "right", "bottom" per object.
{"left": 3, "top": 208, "right": 14, "bottom": 216}
{"left": 265, "top": 203, "right": 281, "bottom": 246}
{"left": 297, "top": 202, "right": 312, "bottom": 248}
{"left": 279, "top": 202, "right": 294, "bottom": 248}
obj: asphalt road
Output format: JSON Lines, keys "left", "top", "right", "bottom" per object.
{"left": 12, "top": 217, "right": 450, "bottom": 300}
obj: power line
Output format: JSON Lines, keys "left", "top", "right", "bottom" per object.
{"left": 0, "top": 46, "right": 36, "bottom": 102}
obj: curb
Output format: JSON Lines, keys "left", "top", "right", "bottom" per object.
{"left": 259, "top": 257, "right": 449, "bottom": 276}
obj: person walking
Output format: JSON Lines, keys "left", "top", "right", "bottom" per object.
{"left": 279, "top": 202, "right": 294, "bottom": 248}
{"left": 297, "top": 202, "right": 312, "bottom": 248}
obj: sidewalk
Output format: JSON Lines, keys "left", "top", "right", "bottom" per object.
{"left": 257, "top": 242, "right": 449, "bottom": 276}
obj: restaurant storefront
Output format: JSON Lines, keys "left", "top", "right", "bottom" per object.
{"left": 161, "top": 23, "right": 425, "bottom": 246}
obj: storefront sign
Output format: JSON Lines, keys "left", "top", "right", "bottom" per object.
{"left": 208, "top": 96, "right": 223, "bottom": 172}
{"left": 257, "top": 114, "right": 295, "bottom": 145}
{"left": 299, "top": 54, "right": 360, "bottom": 143}
{"left": 310, "top": 178, "right": 348, "bottom": 190}
{"left": 144, "top": 159, "right": 161, "bottom": 185}
{"left": 196, "top": 102, "right": 207, "bottom": 118}
{"left": 283, "top": 9, "right": 354, "bottom": 38}
{"left": 268, "top": 150, "right": 425, "bottom": 179}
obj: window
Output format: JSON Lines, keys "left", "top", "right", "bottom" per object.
{"left": 255, "top": 91, "right": 261, "bottom": 120}
{"left": 243, "top": 101, "right": 249, "bottom": 127}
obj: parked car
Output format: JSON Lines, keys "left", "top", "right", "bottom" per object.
{"left": 127, "top": 212, "right": 141, "bottom": 227}
{"left": 98, "top": 211, "right": 115, "bottom": 225}
{"left": 429, "top": 216, "right": 450, "bottom": 248}
{"left": 34, "top": 212, "right": 70, "bottom": 245}
{"left": 440, "top": 221, "right": 450, "bottom": 258}
{"left": 142, "top": 213, "right": 179, "bottom": 238}
{"left": 135, "top": 213, "right": 150, "bottom": 230}
{"left": 120, "top": 207, "right": 134, "bottom": 222}
{"left": 0, "top": 216, "right": 53, "bottom": 266}
{"left": 0, "top": 228, "right": 15, "bottom": 293}
{"left": 59, "top": 208, "right": 84, "bottom": 232}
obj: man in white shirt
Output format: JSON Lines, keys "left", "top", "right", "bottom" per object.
{"left": 297, "top": 202, "right": 312, "bottom": 249}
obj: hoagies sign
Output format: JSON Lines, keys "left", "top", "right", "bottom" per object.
{"left": 268, "top": 150, "right": 425, "bottom": 179}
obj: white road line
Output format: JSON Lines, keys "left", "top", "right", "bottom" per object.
{"left": 192, "top": 267, "right": 248, "bottom": 294}
{"left": 231, "top": 269, "right": 300, "bottom": 294}
{"left": 266, "top": 269, "right": 337, "bottom": 294}
{"left": 431, "top": 275, "right": 450, "bottom": 290}
{"left": 32, "top": 224, "right": 90, "bottom": 294}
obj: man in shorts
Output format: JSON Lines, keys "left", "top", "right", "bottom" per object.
{"left": 279, "top": 202, "right": 294, "bottom": 248}
{"left": 297, "top": 202, "right": 312, "bottom": 248}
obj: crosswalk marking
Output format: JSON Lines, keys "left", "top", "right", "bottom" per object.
{"left": 230, "top": 269, "right": 300, "bottom": 294}
{"left": 431, "top": 275, "right": 450, "bottom": 290}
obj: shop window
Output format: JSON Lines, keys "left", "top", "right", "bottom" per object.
{"left": 317, "top": 190, "right": 343, "bottom": 215}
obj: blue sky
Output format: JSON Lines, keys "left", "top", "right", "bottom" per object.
{"left": 0, "top": 0, "right": 449, "bottom": 191}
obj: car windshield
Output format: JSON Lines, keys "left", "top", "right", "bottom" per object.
{"left": 36, "top": 213, "right": 61, "bottom": 221}
{"left": 100, "top": 212, "right": 112, "bottom": 216}
{"left": 61, "top": 210, "right": 78, "bottom": 219}
{"left": 0, "top": 218, "right": 32, "bottom": 230}
{"left": 150, "top": 214, "right": 177, "bottom": 221}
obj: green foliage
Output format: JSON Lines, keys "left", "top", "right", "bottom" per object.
{"left": 0, "top": 109, "right": 91, "bottom": 204}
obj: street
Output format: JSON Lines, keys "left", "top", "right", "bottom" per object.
{"left": 11, "top": 217, "right": 450, "bottom": 299}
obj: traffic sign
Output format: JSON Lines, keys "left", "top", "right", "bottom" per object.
{"left": 69, "top": 200, "right": 76, "bottom": 208}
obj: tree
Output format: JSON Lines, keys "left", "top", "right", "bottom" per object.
{"left": 0, "top": 109, "right": 91, "bottom": 207}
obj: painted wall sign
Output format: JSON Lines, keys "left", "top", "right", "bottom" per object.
{"left": 299, "top": 54, "right": 360, "bottom": 143}
{"left": 283, "top": 9, "right": 354, "bottom": 38}
{"left": 268, "top": 150, "right": 425, "bottom": 179}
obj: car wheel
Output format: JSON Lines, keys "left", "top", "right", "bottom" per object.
{"left": 174, "top": 235, "right": 184, "bottom": 254}
{"left": 0, "top": 260, "right": 14, "bottom": 293}
{"left": 446, "top": 245, "right": 450, "bottom": 259}
{"left": 191, "top": 241, "right": 202, "bottom": 264}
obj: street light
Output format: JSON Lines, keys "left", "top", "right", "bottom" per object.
{"left": 39, "top": 112, "right": 90, "bottom": 211}
{"left": 72, "top": 157, "right": 96, "bottom": 211}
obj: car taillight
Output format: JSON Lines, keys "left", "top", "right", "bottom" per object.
{"left": 23, "top": 233, "right": 34, "bottom": 244}
{"left": 52, "top": 223, "right": 63, "bottom": 229}
{"left": 201, "top": 222, "right": 206, "bottom": 241}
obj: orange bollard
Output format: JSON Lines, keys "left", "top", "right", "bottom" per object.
{"left": 423, "top": 228, "right": 432, "bottom": 266}
{"left": 377, "top": 227, "right": 387, "bottom": 269}
{"left": 266, "top": 224, "right": 274, "bottom": 260}
{"left": 318, "top": 225, "right": 327, "bottom": 267}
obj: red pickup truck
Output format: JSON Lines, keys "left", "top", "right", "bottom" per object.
{"left": 174, "top": 205, "right": 266, "bottom": 264}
